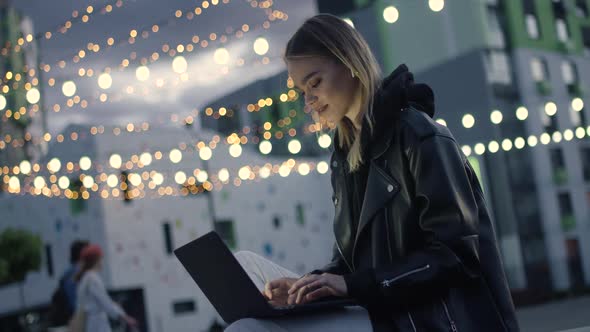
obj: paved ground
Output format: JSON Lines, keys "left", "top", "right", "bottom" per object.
{"left": 516, "top": 296, "right": 590, "bottom": 332}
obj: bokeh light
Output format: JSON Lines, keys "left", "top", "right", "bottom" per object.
{"left": 62, "top": 81, "right": 77, "bottom": 97}
{"left": 383, "top": 6, "right": 399, "bottom": 23}
{"left": 253, "top": 37, "right": 269, "bottom": 55}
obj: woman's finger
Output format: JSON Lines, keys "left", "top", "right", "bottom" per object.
{"left": 295, "top": 284, "right": 311, "bottom": 304}
{"left": 288, "top": 274, "right": 319, "bottom": 295}
{"left": 305, "top": 286, "right": 335, "bottom": 302}
{"left": 305, "top": 279, "right": 327, "bottom": 291}
{"left": 295, "top": 281, "right": 323, "bottom": 304}
{"left": 264, "top": 282, "right": 274, "bottom": 299}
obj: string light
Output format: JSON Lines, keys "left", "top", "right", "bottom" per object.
{"left": 0, "top": 61, "right": 296, "bottom": 158}
{"left": 383, "top": 6, "right": 400, "bottom": 24}
{"left": 0, "top": 7, "right": 287, "bottom": 131}
{"left": 28, "top": 0, "right": 283, "bottom": 91}
{"left": 516, "top": 106, "right": 529, "bottom": 120}
{"left": 2, "top": 94, "right": 589, "bottom": 177}
{"left": 0, "top": 0, "right": 283, "bottom": 117}
{"left": 97, "top": 73, "right": 113, "bottom": 89}
{"left": 490, "top": 110, "right": 503, "bottom": 124}
{"left": 428, "top": 0, "right": 445, "bottom": 12}
{"left": 462, "top": 114, "right": 475, "bottom": 129}
{"left": 0, "top": 55, "right": 284, "bottom": 153}
{"left": 253, "top": 37, "right": 269, "bottom": 55}
{"left": 0, "top": 0, "right": 129, "bottom": 58}
{"left": 39, "top": 18, "right": 284, "bottom": 121}
{"left": 259, "top": 140, "right": 272, "bottom": 154}
{"left": 4, "top": 118, "right": 590, "bottom": 187}
{"left": 545, "top": 101, "right": 558, "bottom": 116}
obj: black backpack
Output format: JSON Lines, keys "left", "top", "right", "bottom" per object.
{"left": 47, "top": 276, "right": 73, "bottom": 326}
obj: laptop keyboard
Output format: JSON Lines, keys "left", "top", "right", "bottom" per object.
{"left": 275, "top": 304, "right": 296, "bottom": 310}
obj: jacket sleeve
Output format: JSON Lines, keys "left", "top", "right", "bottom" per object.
{"left": 88, "top": 273, "right": 126, "bottom": 319}
{"left": 308, "top": 242, "right": 351, "bottom": 276}
{"left": 343, "top": 133, "right": 481, "bottom": 306}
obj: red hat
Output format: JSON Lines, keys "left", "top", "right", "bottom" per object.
{"left": 80, "top": 244, "right": 103, "bottom": 261}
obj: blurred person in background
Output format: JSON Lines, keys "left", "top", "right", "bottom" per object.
{"left": 73, "top": 244, "right": 138, "bottom": 332}
{"left": 227, "top": 14, "right": 519, "bottom": 332}
{"left": 48, "top": 240, "right": 89, "bottom": 328}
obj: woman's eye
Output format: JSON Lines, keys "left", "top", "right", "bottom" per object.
{"left": 311, "top": 79, "right": 321, "bottom": 88}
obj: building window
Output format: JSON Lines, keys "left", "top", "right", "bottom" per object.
{"left": 570, "top": 104, "right": 587, "bottom": 127}
{"left": 525, "top": 14, "right": 540, "bottom": 39}
{"left": 565, "top": 238, "right": 586, "bottom": 288}
{"left": 522, "top": 0, "right": 541, "bottom": 39}
{"left": 45, "top": 244, "right": 54, "bottom": 277}
{"left": 216, "top": 105, "right": 243, "bottom": 136}
{"left": 581, "top": 147, "right": 590, "bottom": 181}
{"left": 531, "top": 58, "right": 549, "bottom": 81}
{"left": 121, "top": 171, "right": 132, "bottom": 204}
{"left": 531, "top": 58, "right": 551, "bottom": 95}
{"left": 582, "top": 27, "right": 590, "bottom": 54}
{"left": 575, "top": 0, "right": 589, "bottom": 17}
{"left": 272, "top": 216, "right": 281, "bottom": 229}
{"left": 552, "top": 0, "right": 567, "bottom": 19}
{"left": 485, "top": 50, "right": 512, "bottom": 84}
{"left": 295, "top": 203, "right": 305, "bottom": 226}
{"left": 551, "top": 0, "right": 572, "bottom": 49}
{"left": 162, "top": 221, "right": 173, "bottom": 255}
{"left": 541, "top": 106, "right": 559, "bottom": 132}
{"left": 486, "top": 6, "right": 506, "bottom": 48}
{"left": 69, "top": 178, "right": 87, "bottom": 215}
{"left": 555, "top": 19, "right": 570, "bottom": 42}
{"left": 561, "top": 60, "right": 580, "bottom": 93}
{"left": 550, "top": 148, "right": 567, "bottom": 185}
{"left": 561, "top": 61, "right": 575, "bottom": 85}
{"left": 214, "top": 219, "right": 236, "bottom": 249}
{"left": 558, "top": 193, "right": 575, "bottom": 231}
{"left": 173, "top": 299, "right": 197, "bottom": 314}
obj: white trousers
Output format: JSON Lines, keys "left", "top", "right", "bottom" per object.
{"left": 226, "top": 251, "right": 372, "bottom": 332}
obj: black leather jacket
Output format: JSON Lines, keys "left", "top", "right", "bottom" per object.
{"left": 311, "top": 68, "right": 519, "bottom": 332}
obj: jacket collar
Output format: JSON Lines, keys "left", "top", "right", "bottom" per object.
{"left": 332, "top": 64, "right": 435, "bottom": 167}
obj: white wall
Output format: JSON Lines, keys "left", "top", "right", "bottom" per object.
{"left": 0, "top": 195, "right": 108, "bottom": 314}
{"left": 0, "top": 125, "right": 337, "bottom": 332}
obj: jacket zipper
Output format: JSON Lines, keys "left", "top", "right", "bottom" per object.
{"left": 407, "top": 312, "right": 417, "bottom": 332}
{"left": 384, "top": 206, "right": 394, "bottom": 262}
{"left": 441, "top": 298, "right": 458, "bottom": 332}
{"left": 335, "top": 239, "right": 353, "bottom": 272}
{"left": 381, "top": 264, "right": 430, "bottom": 287}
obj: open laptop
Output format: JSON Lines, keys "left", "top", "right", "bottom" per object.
{"left": 174, "top": 231, "right": 357, "bottom": 323}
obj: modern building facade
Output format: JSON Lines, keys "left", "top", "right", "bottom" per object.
{"left": 0, "top": 1, "right": 47, "bottom": 171}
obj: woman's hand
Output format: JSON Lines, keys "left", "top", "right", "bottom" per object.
{"left": 263, "top": 277, "right": 299, "bottom": 307}
{"left": 287, "top": 273, "right": 348, "bottom": 305}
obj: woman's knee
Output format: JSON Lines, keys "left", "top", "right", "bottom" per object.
{"left": 234, "top": 250, "right": 257, "bottom": 264}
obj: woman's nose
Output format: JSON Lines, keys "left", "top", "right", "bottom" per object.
{"left": 305, "top": 93, "right": 317, "bottom": 106}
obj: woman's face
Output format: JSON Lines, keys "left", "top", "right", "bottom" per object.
{"left": 287, "top": 56, "right": 360, "bottom": 126}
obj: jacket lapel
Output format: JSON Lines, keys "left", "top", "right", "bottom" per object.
{"left": 352, "top": 161, "right": 400, "bottom": 259}
{"left": 331, "top": 154, "right": 355, "bottom": 268}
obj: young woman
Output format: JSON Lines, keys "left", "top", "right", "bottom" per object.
{"left": 73, "top": 244, "right": 138, "bottom": 332}
{"left": 228, "top": 14, "right": 519, "bottom": 331}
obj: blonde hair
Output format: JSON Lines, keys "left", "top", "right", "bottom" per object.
{"left": 284, "top": 14, "right": 382, "bottom": 171}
